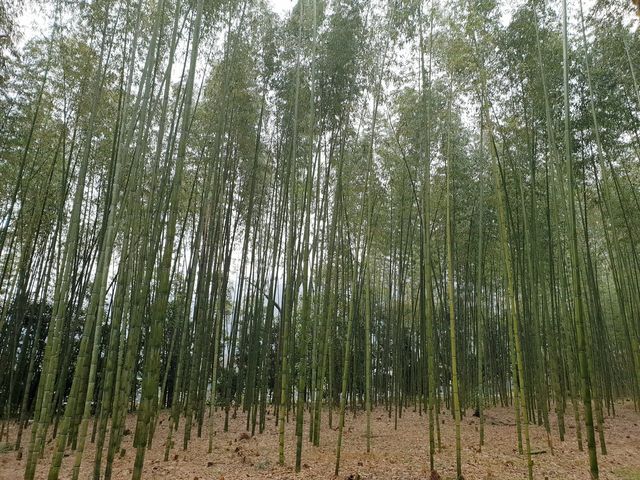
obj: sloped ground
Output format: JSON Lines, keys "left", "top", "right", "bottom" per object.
{"left": 1, "top": 402, "right": 639, "bottom": 479}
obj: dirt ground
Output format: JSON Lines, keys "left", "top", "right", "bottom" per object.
{"left": 1, "top": 402, "right": 639, "bottom": 480}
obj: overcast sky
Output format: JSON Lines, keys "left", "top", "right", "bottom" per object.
{"left": 270, "top": 0, "right": 295, "bottom": 16}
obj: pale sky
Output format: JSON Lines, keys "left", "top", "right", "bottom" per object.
{"left": 270, "top": 0, "right": 295, "bottom": 16}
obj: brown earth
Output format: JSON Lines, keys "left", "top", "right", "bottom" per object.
{"left": 1, "top": 402, "right": 639, "bottom": 480}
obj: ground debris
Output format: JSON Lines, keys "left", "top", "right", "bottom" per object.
{"left": 1, "top": 404, "right": 639, "bottom": 480}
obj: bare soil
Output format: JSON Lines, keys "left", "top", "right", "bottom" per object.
{"left": 1, "top": 402, "right": 639, "bottom": 480}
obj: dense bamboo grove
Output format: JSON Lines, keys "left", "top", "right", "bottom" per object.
{"left": 0, "top": 0, "right": 639, "bottom": 478}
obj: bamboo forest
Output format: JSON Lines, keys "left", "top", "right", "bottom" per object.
{"left": 0, "top": 0, "right": 639, "bottom": 478}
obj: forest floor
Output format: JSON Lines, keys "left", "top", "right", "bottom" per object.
{"left": 1, "top": 401, "right": 639, "bottom": 480}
